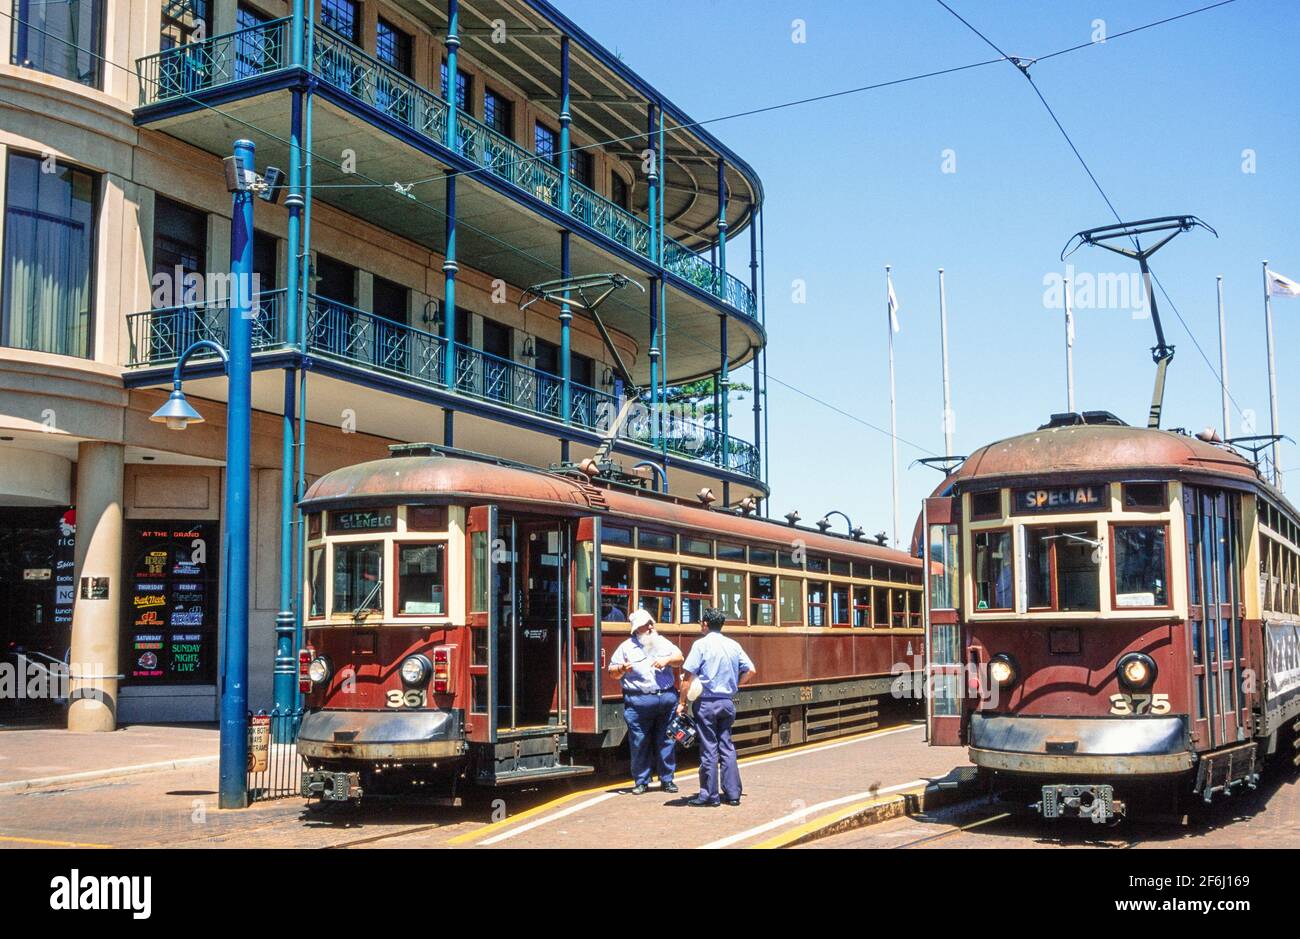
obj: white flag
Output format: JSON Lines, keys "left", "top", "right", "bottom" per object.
{"left": 887, "top": 275, "right": 900, "bottom": 333}
{"left": 1267, "top": 269, "right": 1300, "bottom": 298}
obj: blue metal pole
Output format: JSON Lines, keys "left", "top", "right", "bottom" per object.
{"left": 274, "top": 0, "right": 306, "bottom": 718}
{"left": 558, "top": 36, "right": 572, "bottom": 430}
{"left": 750, "top": 206, "right": 761, "bottom": 481}
{"left": 717, "top": 157, "right": 729, "bottom": 462}
{"left": 445, "top": 0, "right": 459, "bottom": 150}
{"left": 219, "top": 138, "right": 256, "bottom": 810}
{"left": 716, "top": 158, "right": 728, "bottom": 299}
{"left": 442, "top": 1, "right": 459, "bottom": 447}
{"left": 648, "top": 277, "right": 659, "bottom": 447}
{"left": 646, "top": 103, "right": 658, "bottom": 266}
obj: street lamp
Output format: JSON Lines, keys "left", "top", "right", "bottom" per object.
{"left": 148, "top": 140, "right": 259, "bottom": 809}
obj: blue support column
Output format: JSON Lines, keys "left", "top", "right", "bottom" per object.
{"left": 716, "top": 157, "right": 728, "bottom": 298}
{"left": 219, "top": 139, "right": 256, "bottom": 810}
{"left": 646, "top": 103, "right": 658, "bottom": 265}
{"left": 445, "top": 0, "right": 459, "bottom": 150}
{"left": 443, "top": 175, "right": 458, "bottom": 445}
{"left": 648, "top": 276, "right": 659, "bottom": 447}
{"left": 657, "top": 109, "right": 668, "bottom": 443}
{"left": 558, "top": 36, "right": 572, "bottom": 430}
{"left": 716, "top": 157, "right": 730, "bottom": 470}
{"left": 750, "top": 205, "right": 761, "bottom": 482}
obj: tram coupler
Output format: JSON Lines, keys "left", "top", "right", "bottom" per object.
{"left": 302, "top": 769, "right": 363, "bottom": 802}
{"left": 1036, "top": 784, "right": 1122, "bottom": 824}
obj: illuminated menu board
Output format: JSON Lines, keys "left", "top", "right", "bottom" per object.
{"left": 122, "top": 521, "right": 219, "bottom": 684}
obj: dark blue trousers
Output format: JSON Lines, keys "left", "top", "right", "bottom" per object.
{"left": 694, "top": 696, "right": 741, "bottom": 803}
{"left": 623, "top": 689, "right": 678, "bottom": 786}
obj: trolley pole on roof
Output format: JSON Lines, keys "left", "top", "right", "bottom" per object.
{"left": 886, "top": 265, "right": 900, "bottom": 548}
{"left": 1216, "top": 275, "right": 1230, "bottom": 440}
{"left": 1262, "top": 260, "right": 1282, "bottom": 488}
{"left": 1064, "top": 275, "right": 1076, "bottom": 413}
{"left": 938, "top": 268, "right": 953, "bottom": 458}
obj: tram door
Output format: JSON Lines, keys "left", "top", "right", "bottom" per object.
{"left": 568, "top": 516, "right": 602, "bottom": 734}
{"left": 465, "top": 505, "right": 498, "bottom": 743}
{"left": 515, "top": 520, "right": 565, "bottom": 729}
{"left": 924, "top": 496, "right": 965, "bottom": 746}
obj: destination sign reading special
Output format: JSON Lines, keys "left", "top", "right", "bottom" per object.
{"left": 1014, "top": 485, "right": 1107, "bottom": 514}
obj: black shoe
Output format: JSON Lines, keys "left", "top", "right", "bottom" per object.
{"left": 724, "top": 798, "right": 742, "bottom": 806}
{"left": 631, "top": 784, "right": 648, "bottom": 795}
{"left": 686, "top": 796, "right": 719, "bottom": 807}
{"left": 661, "top": 782, "right": 679, "bottom": 793}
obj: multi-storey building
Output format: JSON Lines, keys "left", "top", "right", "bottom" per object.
{"left": 0, "top": 0, "right": 767, "bottom": 726}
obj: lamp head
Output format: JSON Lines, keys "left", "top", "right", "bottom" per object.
{"left": 150, "top": 388, "right": 204, "bottom": 430}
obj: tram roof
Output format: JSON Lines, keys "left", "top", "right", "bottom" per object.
{"left": 952, "top": 423, "right": 1261, "bottom": 489}
{"left": 302, "top": 454, "right": 920, "bottom": 569}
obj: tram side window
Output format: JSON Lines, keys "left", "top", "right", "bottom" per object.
{"left": 929, "top": 523, "right": 959, "bottom": 611}
{"left": 891, "top": 588, "right": 908, "bottom": 628}
{"left": 718, "top": 570, "right": 745, "bottom": 623}
{"left": 1024, "top": 524, "right": 1100, "bottom": 612}
{"left": 908, "top": 589, "right": 922, "bottom": 626}
{"left": 872, "top": 585, "right": 889, "bottom": 626}
{"left": 779, "top": 577, "right": 803, "bottom": 625}
{"left": 333, "top": 541, "right": 383, "bottom": 615}
{"left": 750, "top": 573, "right": 775, "bottom": 625}
{"left": 680, "top": 566, "right": 712, "bottom": 623}
{"left": 638, "top": 560, "right": 674, "bottom": 622}
{"left": 601, "top": 555, "right": 631, "bottom": 621}
{"left": 1112, "top": 524, "right": 1168, "bottom": 607}
{"left": 396, "top": 543, "right": 446, "bottom": 615}
{"left": 831, "top": 584, "right": 850, "bottom": 626}
{"left": 973, "top": 529, "right": 1013, "bottom": 611}
{"left": 308, "top": 547, "right": 325, "bottom": 618}
{"left": 807, "top": 581, "right": 829, "bottom": 626}
{"left": 852, "top": 585, "right": 871, "bottom": 627}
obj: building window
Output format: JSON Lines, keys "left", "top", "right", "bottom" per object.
{"left": 396, "top": 543, "right": 446, "bottom": 615}
{"left": 252, "top": 230, "right": 277, "bottom": 294}
{"left": 1112, "top": 524, "right": 1169, "bottom": 608}
{"left": 440, "top": 61, "right": 470, "bottom": 111}
{"left": 972, "top": 529, "right": 1013, "bottom": 611}
{"left": 571, "top": 147, "right": 594, "bottom": 188}
{"left": 484, "top": 87, "right": 513, "bottom": 137}
{"left": 11, "top": 0, "right": 103, "bottom": 86}
{"left": 160, "top": 0, "right": 210, "bottom": 50}
{"left": 152, "top": 196, "right": 207, "bottom": 291}
{"left": 2, "top": 152, "right": 97, "bottom": 358}
{"left": 610, "top": 172, "right": 630, "bottom": 210}
{"left": 376, "top": 18, "right": 411, "bottom": 75}
{"left": 234, "top": 5, "right": 277, "bottom": 80}
{"left": 320, "top": 0, "right": 359, "bottom": 43}
{"left": 372, "top": 275, "right": 408, "bottom": 322}
{"left": 535, "top": 121, "right": 559, "bottom": 166}
{"left": 314, "top": 254, "right": 356, "bottom": 307}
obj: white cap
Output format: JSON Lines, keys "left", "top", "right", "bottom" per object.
{"left": 629, "top": 608, "right": 654, "bottom": 631}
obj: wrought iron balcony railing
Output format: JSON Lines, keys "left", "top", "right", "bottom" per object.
{"left": 125, "top": 293, "right": 760, "bottom": 480}
{"left": 134, "top": 23, "right": 757, "bottom": 319}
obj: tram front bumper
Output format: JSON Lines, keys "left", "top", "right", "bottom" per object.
{"left": 968, "top": 714, "right": 1194, "bottom": 776}
{"left": 297, "top": 708, "right": 466, "bottom": 761}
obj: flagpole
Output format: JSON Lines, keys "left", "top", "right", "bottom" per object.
{"left": 887, "top": 265, "right": 900, "bottom": 548}
{"left": 938, "top": 268, "right": 952, "bottom": 458}
{"left": 1064, "top": 274, "right": 1076, "bottom": 413}
{"left": 1216, "top": 274, "right": 1230, "bottom": 439}
{"left": 1264, "top": 260, "right": 1281, "bottom": 487}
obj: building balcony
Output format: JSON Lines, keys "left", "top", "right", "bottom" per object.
{"left": 133, "top": 18, "right": 759, "bottom": 326}
{"left": 124, "top": 290, "right": 762, "bottom": 482}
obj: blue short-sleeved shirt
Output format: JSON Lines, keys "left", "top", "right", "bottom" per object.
{"left": 682, "top": 631, "right": 754, "bottom": 697}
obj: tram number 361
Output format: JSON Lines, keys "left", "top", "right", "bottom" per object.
{"left": 1109, "top": 693, "right": 1171, "bottom": 715}
{"left": 386, "top": 690, "right": 427, "bottom": 709}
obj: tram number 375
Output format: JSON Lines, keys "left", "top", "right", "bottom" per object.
{"left": 1108, "top": 693, "right": 1171, "bottom": 715}
{"left": 386, "top": 690, "right": 427, "bottom": 709}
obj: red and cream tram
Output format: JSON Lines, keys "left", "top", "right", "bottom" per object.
{"left": 921, "top": 413, "right": 1300, "bottom": 822}
{"left": 296, "top": 445, "right": 924, "bottom": 800}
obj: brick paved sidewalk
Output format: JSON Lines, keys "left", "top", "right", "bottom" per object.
{"left": 0, "top": 723, "right": 218, "bottom": 791}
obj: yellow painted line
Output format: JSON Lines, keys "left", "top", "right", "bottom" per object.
{"left": 447, "top": 720, "right": 916, "bottom": 847}
{"left": 749, "top": 788, "right": 925, "bottom": 849}
{"left": 0, "top": 834, "right": 114, "bottom": 848}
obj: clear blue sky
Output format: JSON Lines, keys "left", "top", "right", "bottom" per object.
{"left": 560, "top": 0, "right": 1299, "bottom": 543}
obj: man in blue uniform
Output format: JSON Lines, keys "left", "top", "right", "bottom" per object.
{"left": 677, "top": 607, "right": 756, "bottom": 806}
{"left": 608, "top": 608, "right": 683, "bottom": 794}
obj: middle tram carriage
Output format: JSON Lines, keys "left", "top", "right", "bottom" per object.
{"left": 296, "top": 446, "right": 924, "bottom": 799}
{"left": 920, "top": 412, "right": 1300, "bottom": 822}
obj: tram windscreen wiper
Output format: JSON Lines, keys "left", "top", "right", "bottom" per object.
{"left": 353, "top": 578, "right": 383, "bottom": 621}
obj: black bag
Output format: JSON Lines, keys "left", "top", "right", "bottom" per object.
{"left": 665, "top": 711, "right": 697, "bottom": 750}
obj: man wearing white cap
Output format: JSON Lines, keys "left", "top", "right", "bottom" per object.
{"left": 608, "top": 608, "right": 684, "bottom": 794}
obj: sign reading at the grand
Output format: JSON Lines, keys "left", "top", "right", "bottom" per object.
{"left": 1013, "top": 485, "right": 1107, "bottom": 514}
{"left": 122, "top": 521, "right": 218, "bottom": 685}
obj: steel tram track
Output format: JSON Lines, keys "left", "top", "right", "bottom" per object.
{"left": 891, "top": 805, "right": 1141, "bottom": 849}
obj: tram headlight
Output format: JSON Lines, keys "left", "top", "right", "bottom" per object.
{"left": 1117, "top": 652, "right": 1157, "bottom": 690}
{"left": 307, "top": 655, "right": 332, "bottom": 686}
{"left": 400, "top": 654, "right": 432, "bottom": 687}
{"left": 988, "top": 654, "right": 1018, "bottom": 687}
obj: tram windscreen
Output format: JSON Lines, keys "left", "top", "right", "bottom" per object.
{"left": 333, "top": 542, "right": 383, "bottom": 615}
{"left": 1025, "top": 525, "right": 1100, "bottom": 612}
